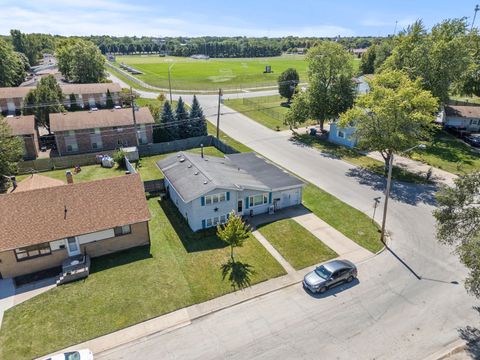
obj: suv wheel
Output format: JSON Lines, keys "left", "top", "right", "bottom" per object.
{"left": 318, "top": 286, "right": 327, "bottom": 294}
{"left": 347, "top": 275, "right": 354, "bottom": 283}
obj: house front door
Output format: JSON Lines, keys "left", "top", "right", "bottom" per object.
{"left": 237, "top": 200, "right": 243, "bottom": 215}
{"left": 66, "top": 237, "right": 81, "bottom": 256}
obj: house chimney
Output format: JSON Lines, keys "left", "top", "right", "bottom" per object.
{"left": 201, "top": 143, "right": 204, "bottom": 158}
{"left": 66, "top": 170, "right": 73, "bottom": 184}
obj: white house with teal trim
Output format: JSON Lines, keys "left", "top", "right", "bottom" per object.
{"left": 157, "top": 152, "right": 304, "bottom": 232}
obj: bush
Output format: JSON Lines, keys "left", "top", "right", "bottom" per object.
{"left": 113, "top": 149, "right": 126, "bottom": 168}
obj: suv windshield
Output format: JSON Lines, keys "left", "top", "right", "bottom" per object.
{"left": 314, "top": 266, "right": 332, "bottom": 279}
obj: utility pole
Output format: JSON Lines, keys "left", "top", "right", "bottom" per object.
{"left": 380, "top": 153, "right": 393, "bottom": 242}
{"left": 216, "top": 88, "right": 223, "bottom": 139}
{"left": 472, "top": 4, "right": 480, "bottom": 31}
{"left": 130, "top": 87, "right": 140, "bottom": 148}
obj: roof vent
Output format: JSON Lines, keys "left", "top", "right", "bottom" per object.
{"left": 203, "top": 180, "right": 208, "bottom": 184}
{"left": 179, "top": 157, "right": 185, "bottom": 163}
{"left": 194, "top": 171, "right": 199, "bottom": 175}
{"left": 187, "top": 164, "right": 192, "bottom": 168}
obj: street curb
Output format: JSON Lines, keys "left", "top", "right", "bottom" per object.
{"left": 422, "top": 339, "right": 467, "bottom": 360}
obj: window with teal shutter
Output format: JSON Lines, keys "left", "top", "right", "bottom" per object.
{"left": 245, "top": 197, "right": 249, "bottom": 209}
{"left": 226, "top": 192, "right": 230, "bottom": 201}
{"left": 269, "top": 192, "right": 272, "bottom": 204}
{"left": 202, "top": 219, "right": 206, "bottom": 229}
{"left": 201, "top": 196, "right": 205, "bottom": 206}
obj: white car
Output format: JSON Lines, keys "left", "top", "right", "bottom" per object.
{"left": 46, "top": 349, "right": 93, "bottom": 360}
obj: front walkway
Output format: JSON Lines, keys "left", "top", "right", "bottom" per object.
{"left": 249, "top": 205, "right": 374, "bottom": 264}
{"left": 252, "top": 231, "right": 296, "bottom": 274}
{"left": 367, "top": 151, "right": 457, "bottom": 187}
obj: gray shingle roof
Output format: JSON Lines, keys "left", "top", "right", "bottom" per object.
{"left": 157, "top": 152, "right": 304, "bottom": 203}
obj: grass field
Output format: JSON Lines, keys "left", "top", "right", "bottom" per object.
{"left": 410, "top": 130, "right": 480, "bottom": 175}
{"left": 114, "top": 55, "right": 360, "bottom": 91}
{"left": 258, "top": 219, "right": 337, "bottom": 270}
{"left": 225, "top": 95, "right": 317, "bottom": 131}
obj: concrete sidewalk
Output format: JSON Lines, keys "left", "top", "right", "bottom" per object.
{"left": 367, "top": 151, "right": 457, "bottom": 187}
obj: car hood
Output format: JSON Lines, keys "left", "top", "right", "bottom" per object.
{"left": 304, "top": 271, "right": 326, "bottom": 286}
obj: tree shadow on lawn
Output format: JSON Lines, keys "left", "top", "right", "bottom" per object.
{"left": 90, "top": 245, "right": 153, "bottom": 274}
{"left": 345, "top": 167, "right": 438, "bottom": 206}
{"left": 159, "top": 198, "right": 228, "bottom": 253}
{"left": 458, "top": 306, "right": 480, "bottom": 359}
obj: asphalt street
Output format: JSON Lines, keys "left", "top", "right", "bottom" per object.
{"left": 100, "top": 76, "right": 479, "bottom": 359}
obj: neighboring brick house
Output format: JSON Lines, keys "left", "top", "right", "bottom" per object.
{"left": 5, "top": 115, "right": 39, "bottom": 159}
{"left": 0, "top": 174, "right": 151, "bottom": 279}
{"left": 444, "top": 105, "right": 480, "bottom": 133}
{"left": 50, "top": 107, "right": 154, "bottom": 155}
{"left": 0, "top": 83, "right": 121, "bottom": 116}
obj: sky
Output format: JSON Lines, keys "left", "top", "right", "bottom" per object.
{"left": 0, "top": 0, "right": 478, "bottom": 37}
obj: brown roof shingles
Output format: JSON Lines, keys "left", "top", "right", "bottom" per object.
{"left": 5, "top": 115, "right": 35, "bottom": 136}
{"left": 0, "top": 174, "right": 150, "bottom": 252}
{"left": 445, "top": 105, "right": 480, "bottom": 119}
{"left": 50, "top": 107, "right": 154, "bottom": 132}
{"left": 12, "top": 174, "right": 64, "bottom": 193}
{"left": 0, "top": 83, "right": 121, "bottom": 99}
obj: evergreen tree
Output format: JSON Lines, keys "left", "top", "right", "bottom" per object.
{"left": 155, "top": 101, "right": 177, "bottom": 142}
{"left": 189, "top": 95, "right": 207, "bottom": 137}
{"left": 69, "top": 93, "right": 80, "bottom": 111}
{"left": 106, "top": 89, "right": 114, "bottom": 108}
{"left": 175, "top": 97, "right": 190, "bottom": 139}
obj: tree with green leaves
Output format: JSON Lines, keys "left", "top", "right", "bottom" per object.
{"left": 0, "top": 117, "right": 24, "bottom": 192}
{"left": 106, "top": 89, "right": 114, "bottom": 108}
{"left": 56, "top": 39, "right": 105, "bottom": 83}
{"left": 382, "top": 19, "right": 471, "bottom": 104}
{"left": 455, "top": 29, "right": 480, "bottom": 97}
{"left": 433, "top": 172, "right": 480, "bottom": 297}
{"left": 339, "top": 70, "right": 438, "bottom": 173}
{"left": 0, "top": 38, "right": 26, "bottom": 87}
{"left": 22, "top": 75, "right": 65, "bottom": 132}
{"left": 69, "top": 93, "right": 80, "bottom": 111}
{"left": 284, "top": 91, "right": 309, "bottom": 129}
{"left": 278, "top": 68, "right": 300, "bottom": 102}
{"left": 217, "top": 211, "right": 253, "bottom": 289}
{"left": 287, "top": 42, "right": 356, "bottom": 131}
{"left": 175, "top": 97, "right": 190, "bottom": 139}
{"left": 155, "top": 101, "right": 177, "bottom": 142}
{"left": 189, "top": 95, "right": 207, "bottom": 137}
{"left": 360, "top": 44, "right": 376, "bottom": 74}
{"left": 217, "top": 211, "right": 251, "bottom": 262}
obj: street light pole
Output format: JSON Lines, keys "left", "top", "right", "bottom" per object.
{"left": 216, "top": 88, "right": 223, "bottom": 139}
{"left": 130, "top": 87, "right": 140, "bottom": 148}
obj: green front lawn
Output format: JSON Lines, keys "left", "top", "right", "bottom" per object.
{"left": 294, "top": 134, "right": 430, "bottom": 184}
{"left": 207, "top": 121, "right": 253, "bottom": 152}
{"left": 0, "top": 198, "right": 286, "bottom": 360}
{"left": 303, "top": 184, "right": 382, "bottom": 253}
{"left": 410, "top": 130, "right": 480, "bottom": 175}
{"left": 258, "top": 219, "right": 337, "bottom": 270}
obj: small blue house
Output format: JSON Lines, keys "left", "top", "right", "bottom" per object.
{"left": 328, "top": 122, "right": 358, "bottom": 148}
{"left": 327, "top": 76, "right": 369, "bottom": 149}
{"left": 157, "top": 152, "right": 305, "bottom": 232}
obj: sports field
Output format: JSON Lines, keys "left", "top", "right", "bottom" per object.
{"left": 114, "top": 55, "right": 359, "bottom": 91}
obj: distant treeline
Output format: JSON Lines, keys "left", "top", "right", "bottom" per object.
{"left": 88, "top": 36, "right": 382, "bottom": 58}
{"left": 0, "top": 30, "right": 383, "bottom": 64}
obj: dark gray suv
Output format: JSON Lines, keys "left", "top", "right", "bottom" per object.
{"left": 303, "top": 260, "right": 357, "bottom": 294}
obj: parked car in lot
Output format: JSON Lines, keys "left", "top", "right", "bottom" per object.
{"left": 303, "top": 260, "right": 357, "bottom": 294}
{"left": 46, "top": 349, "right": 93, "bottom": 360}
{"left": 465, "top": 134, "right": 480, "bottom": 147}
